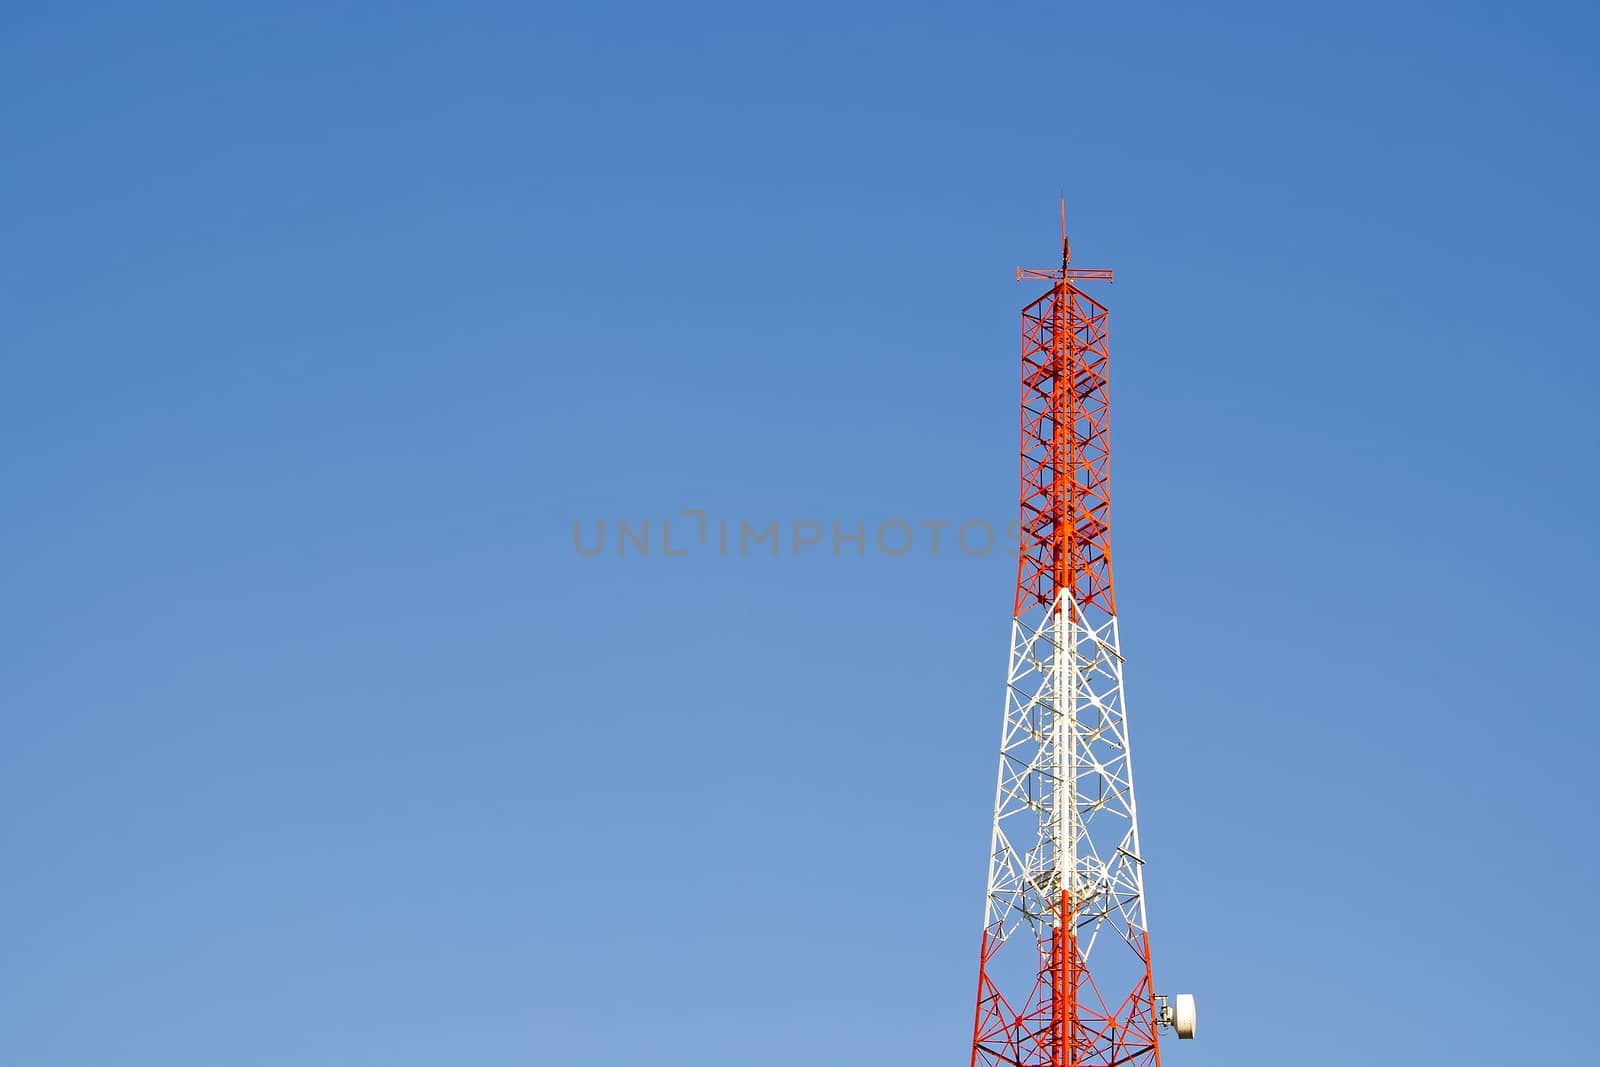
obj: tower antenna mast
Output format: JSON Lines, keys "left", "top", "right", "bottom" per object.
{"left": 970, "top": 210, "right": 1195, "bottom": 1067}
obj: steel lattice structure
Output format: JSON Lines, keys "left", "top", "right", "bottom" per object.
{"left": 970, "top": 214, "right": 1191, "bottom": 1067}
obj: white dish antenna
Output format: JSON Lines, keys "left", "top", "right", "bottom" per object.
{"left": 1173, "top": 993, "right": 1196, "bottom": 1039}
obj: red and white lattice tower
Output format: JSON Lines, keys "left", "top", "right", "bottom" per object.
{"left": 970, "top": 209, "right": 1195, "bottom": 1067}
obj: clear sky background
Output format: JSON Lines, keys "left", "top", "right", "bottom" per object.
{"left": 3, "top": 2, "right": 1597, "bottom": 1065}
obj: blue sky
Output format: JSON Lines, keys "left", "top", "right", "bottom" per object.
{"left": 3, "top": 2, "right": 1597, "bottom": 1064}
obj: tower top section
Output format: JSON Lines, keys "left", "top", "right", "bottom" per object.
{"left": 1012, "top": 211, "right": 1117, "bottom": 618}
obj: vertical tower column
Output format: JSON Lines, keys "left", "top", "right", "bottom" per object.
{"left": 971, "top": 226, "right": 1163, "bottom": 1067}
